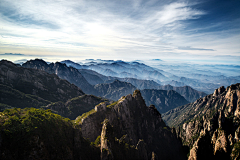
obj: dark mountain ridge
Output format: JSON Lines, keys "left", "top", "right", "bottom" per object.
{"left": 0, "top": 90, "right": 187, "bottom": 160}
{"left": 45, "top": 94, "right": 109, "bottom": 120}
{"left": 0, "top": 60, "right": 84, "bottom": 103}
{"left": 22, "top": 59, "right": 96, "bottom": 95}
{"left": 0, "top": 60, "right": 108, "bottom": 120}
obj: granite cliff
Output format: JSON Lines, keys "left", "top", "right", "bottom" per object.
{"left": 0, "top": 90, "right": 187, "bottom": 160}
{"left": 163, "top": 83, "right": 240, "bottom": 160}
{"left": 77, "top": 90, "right": 187, "bottom": 160}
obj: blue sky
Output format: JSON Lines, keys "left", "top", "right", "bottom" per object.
{"left": 0, "top": 0, "right": 239, "bottom": 64}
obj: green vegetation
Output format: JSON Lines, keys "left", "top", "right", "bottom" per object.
{"left": 91, "top": 135, "right": 101, "bottom": 147}
{"left": 0, "top": 107, "right": 79, "bottom": 159}
{"left": 0, "top": 107, "right": 71, "bottom": 139}
{"left": 75, "top": 109, "right": 97, "bottom": 124}
{"left": 107, "top": 101, "right": 118, "bottom": 108}
{"left": 0, "top": 107, "right": 103, "bottom": 159}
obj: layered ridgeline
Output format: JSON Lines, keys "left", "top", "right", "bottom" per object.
{"left": 21, "top": 59, "right": 202, "bottom": 111}
{"left": 0, "top": 60, "right": 107, "bottom": 119}
{"left": 0, "top": 59, "right": 188, "bottom": 117}
{"left": 61, "top": 60, "right": 169, "bottom": 83}
{"left": 0, "top": 60, "right": 84, "bottom": 105}
{"left": 61, "top": 59, "right": 239, "bottom": 94}
{"left": 162, "top": 83, "right": 240, "bottom": 160}
{"left": 22, "top": 59, "right": 96, "bottom": 95}
{"left": 93, "top": 80, "right": 189, "bottom": 113}
{"left": 0, "top": 91, "right": 187, "bottom": 160}
{"left": 76, "top": 90, "right": 187, "bottom": 160}
{"left": 79, "top": 67, "right": 206, "bottom": 103}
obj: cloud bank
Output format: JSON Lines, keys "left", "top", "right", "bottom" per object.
{"left": 0, "top": 0, "right": 239, "bottom": 63}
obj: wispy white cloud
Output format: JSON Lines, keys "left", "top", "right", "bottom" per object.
{"left": 0, "top": 0, "right": 239, "bottom": 62}
{"left": 177, "top": 46, "right": 215, "bottom": 51}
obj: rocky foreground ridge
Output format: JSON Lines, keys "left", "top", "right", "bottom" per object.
{"left": 162, "top": 83, "right": 240, "bottom": 160}
{"left": 0, "top": 90, "right": 187, "bottom": 160}
{"left": 78, "top": 90, "right": 186, "bottom": 160}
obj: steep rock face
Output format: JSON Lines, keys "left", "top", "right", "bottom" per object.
{"left": 22, "top": 59, "right": 95, "bottom": 94}
{"left": 77, "top": 90, "right": 186, "bottom": 160}
{"left": 0, "top": 60, "right": 84, "bottom": 103}
{"left": 163, "top": 83, "right": 240, "bottom": 159}
{"left": 140, "top": 89, "right": 189, "bottom": 113}
{"left": 45, "top": 95, "right": 109, "bottom": 120}
{"left": 100, "top": 119, "right": 148, "bottom": 160}
{"left": 188, "top": 130, "right": 213, "bottom": 160}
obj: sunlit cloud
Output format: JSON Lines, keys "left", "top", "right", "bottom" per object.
{"left": 0, "top": 0, "right": 239, "bottom": 63}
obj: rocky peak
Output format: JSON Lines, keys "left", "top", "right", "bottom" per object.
{"left": 100, "top": 119, "right": 114, "bottom": 160}
{"left": 0, "top": 60, "right": 17, "bottom": 67}
{"left": 163, "top": 83, "right": 240, "bottom": 160}
{"left": 213, "top": 86, "right": 225, "bottom": 97}
{"left": 188, "top": 129, "right": 213, "bottom": 160}
{"left": 22, "top": 59, "right": 51, "bottom": 72}
{"left": 78, "top": 90, "right": 186, "bottom": 160}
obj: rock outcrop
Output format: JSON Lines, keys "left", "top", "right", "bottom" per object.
{"left": 163, "top": 83, "right": 240, "bottom": 160}
{"left": 77, "top": 90, "right": 187, "bottom": 160}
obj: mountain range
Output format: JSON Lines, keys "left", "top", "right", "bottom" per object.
{"left": 61, "top": 59, "right": 239, "bottom": 94}
{"left": 0, "top": 60, "right": 84, "bottom": 103}
{"left": 21, "top": 59, "right": 203, "bottom": 113}
{"left": 22, "top": 59, "right": 95, "bottom": 95}
{"left": 0, "top": 58, "right": 239, "bottom": 159}
{"left": 0, "top": 60, "right": 105, "bottom": 119}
